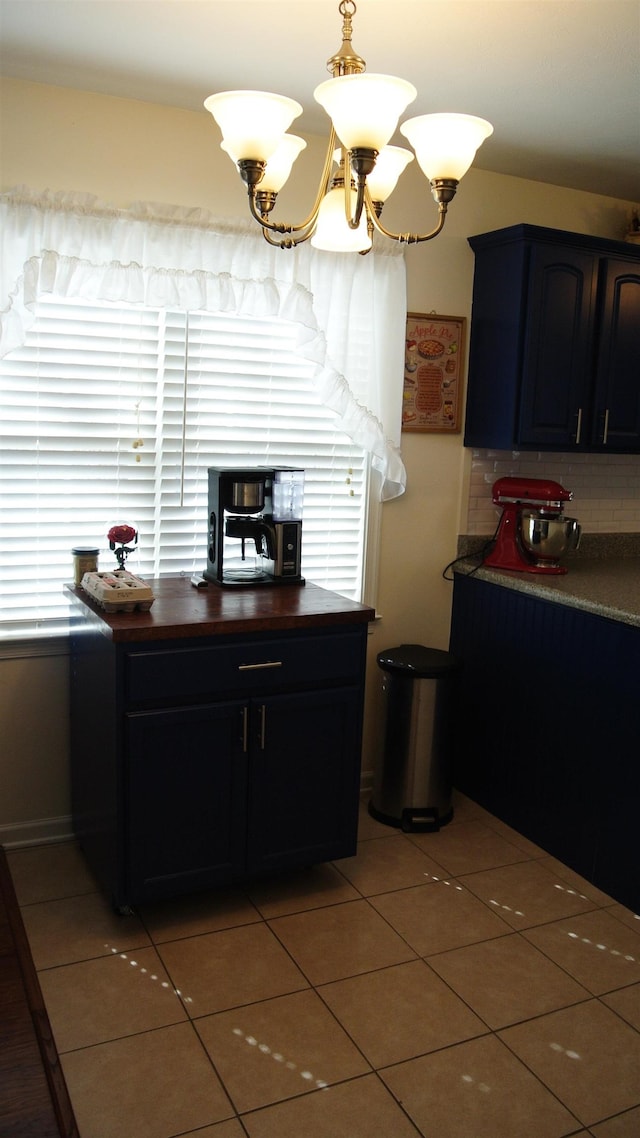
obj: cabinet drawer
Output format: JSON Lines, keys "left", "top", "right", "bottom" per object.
{"left": 125, "top": 628, "right": 365, "bottom": 704}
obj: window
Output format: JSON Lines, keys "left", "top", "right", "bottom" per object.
{"left": 0, "top": 296, "right": 369, "bottom": 630}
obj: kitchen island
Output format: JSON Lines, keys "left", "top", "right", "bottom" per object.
{"left": 65, "top": 578, "right": 374, "bottom": 910}
{"left": 449, "top": 553, "right": 640, "bottom": 911}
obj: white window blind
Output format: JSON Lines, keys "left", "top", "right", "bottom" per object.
{"left": 0, "top": 296, "right": 367, "bottom": 629}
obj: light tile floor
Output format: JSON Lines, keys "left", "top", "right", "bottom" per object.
{"left": 7, "top": 791, "right": 640, "bottom": 1138}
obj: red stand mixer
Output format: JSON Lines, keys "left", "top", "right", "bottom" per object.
{"left": 485, "top": 476, "right": 581, "bottom": 575}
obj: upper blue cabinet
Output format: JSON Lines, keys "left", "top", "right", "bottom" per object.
{"left": 463, "top": 224, "right": 640, "bottom": 452}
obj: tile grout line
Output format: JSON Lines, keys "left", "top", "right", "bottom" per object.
{"left": 9, "top": 801, "right": 640, "bottom": 1137}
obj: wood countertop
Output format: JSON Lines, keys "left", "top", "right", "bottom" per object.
{"left": 64, "top": 577, "right": 375, "bottom": 643}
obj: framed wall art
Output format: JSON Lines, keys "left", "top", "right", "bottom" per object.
{"left": 402, "top": 312, "right": 466, "bottom": 433}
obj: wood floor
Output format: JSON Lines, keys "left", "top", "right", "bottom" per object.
{"left": 0, "top": 845, "right": 79, "bottom": 1138}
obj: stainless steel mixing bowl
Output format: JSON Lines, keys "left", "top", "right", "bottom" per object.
{"left": 520, "top": 512, "right": 581, "bottom": 562}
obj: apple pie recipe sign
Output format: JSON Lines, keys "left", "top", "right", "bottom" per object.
{"left": 402, "top": 313, "right": 466, "bottom": 433}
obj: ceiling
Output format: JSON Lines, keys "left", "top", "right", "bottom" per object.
{"left": 1, "top": 0, "right": 639, "bottom": 202}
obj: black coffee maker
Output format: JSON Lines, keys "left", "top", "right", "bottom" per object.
{"left": 204, "top": 467, "right": 305, "bottom": 587}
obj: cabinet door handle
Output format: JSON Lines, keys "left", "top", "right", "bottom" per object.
{"left": 241, "top": 706, "right": 248, "bottom": 753}
{"left": 602, "top": 408, "right": 610, "bottom": 445}
{"left": 575, "top": 407, "right": 582, "bottom": 445}
{"left": 238, "top": 661, "right": 283, "bottom": 671}
{"left": 259, "top": 704, "right": 266, "bottom": 750}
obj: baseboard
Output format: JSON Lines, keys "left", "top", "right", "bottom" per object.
{"left": 1, "top": 783, "right": 373, "bottom": 850}
{"left": 0, "top": 815, "right": 75, "bottom": 849}
{"left": 0, "top": 787, "right": 374, "bottom": 850}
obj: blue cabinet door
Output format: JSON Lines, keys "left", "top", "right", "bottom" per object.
{"left": 126, "top": 701, "right": 248, "bottom": 902}
{"left": 593, "top": 259, "right": 640, "bottom": 450}
{"left": 518, "top": 244, "right": 597, "bottom": 447}
{"left": 246, "top": 686, "right": 362, "bottom": 874}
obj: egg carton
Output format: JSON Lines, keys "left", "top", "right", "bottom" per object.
{"left": 81, "top": 570, "right": 155, "bottom": 612}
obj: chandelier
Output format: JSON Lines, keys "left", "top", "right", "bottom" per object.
{"left": 204, "top": 0, "right": 493, "bottom": 253}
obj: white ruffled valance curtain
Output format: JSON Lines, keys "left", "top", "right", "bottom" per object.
{"left": 0, "top": 187, "right": 407, "bottom": 499}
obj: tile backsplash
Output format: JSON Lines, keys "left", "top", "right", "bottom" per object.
{"left": 466, "top": 449, "right": 640, "bottom": 535}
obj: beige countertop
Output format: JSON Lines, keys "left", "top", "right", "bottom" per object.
{"left": 454, "top": 556, "right": 640, "bottom": 627}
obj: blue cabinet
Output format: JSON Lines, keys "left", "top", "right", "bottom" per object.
{"left": 70, "top": 619, "right": 368, "bottom": 909}
{"left": 463, "top": 225, "right": 640, "bottom": 453}
{"left": 449, "top": 573, "right": 639, "bottom": 912}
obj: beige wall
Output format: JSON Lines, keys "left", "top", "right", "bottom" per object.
{"left": 0, "top": 78, "right": 634, "bottom": 842}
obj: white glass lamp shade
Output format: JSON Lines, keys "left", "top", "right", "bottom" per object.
{"left": 311, "top": 186, "right": 372, "bottom": 253}
{"left": 221, "top": 134, "right": 307, "bottom": 192}
{"left": 400, "top": 113, "right": 493, "bottom": 181}
{"left": 259, "top": 134, "right": 307, "bottom": 192}
{"left": 204, "top": 90, "right": 303, "bottom": 162}
{"left": 366, "top": 145, "right": 414, "bottom": 202}
{"left": 314, "top": 74, "right": 417, "bottom": 151}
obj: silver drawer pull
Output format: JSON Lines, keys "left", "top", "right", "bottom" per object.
{"left": 238, "top": 660, "right": 283, "bottom": 671}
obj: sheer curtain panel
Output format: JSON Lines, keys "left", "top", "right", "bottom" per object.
{"left": 0, "top": 188, "right": 407, "bottom": 629}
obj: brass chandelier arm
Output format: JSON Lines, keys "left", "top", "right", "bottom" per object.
{"left": 260, "top": 223, "right": 315, "bottom": 249}
{"left": 364, "top": 183, "right": 454, "bottom": 246}
{"left": 245, "top": 128, "right": 341, "bottom": 238}
{"left": 343, "top": 168, "right": 367, "bottom": 231}
{"left": 342, "top": 148, "right": 377, "bottom": 230}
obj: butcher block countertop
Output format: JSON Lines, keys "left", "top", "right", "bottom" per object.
{"left": 64, "top": 577, "right": 375, "bottom": 643}
{"left": 454, "top": 556, "right": 640, "bottom": 628}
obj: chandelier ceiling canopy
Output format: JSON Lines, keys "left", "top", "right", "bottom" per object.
{"left": 205, "top": 0, "right": 493, "bottom": 253}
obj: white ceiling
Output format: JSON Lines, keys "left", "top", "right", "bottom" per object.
{"left": 1, "top": 0, "right": 639, "bottom": 201}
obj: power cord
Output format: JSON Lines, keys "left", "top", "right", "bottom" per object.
{"left": 442, "top": 517, "right": 501, "bottom": 581}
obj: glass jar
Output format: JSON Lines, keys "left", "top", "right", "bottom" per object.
{"left": 71, "top": 546, "right": 99, "bottom": 586}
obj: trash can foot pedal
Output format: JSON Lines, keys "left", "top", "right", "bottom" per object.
{"left": 368, "top": 802, "right": 453, "bottom": 832}
{"left": 401, "top": 806, "right": 452, "bottom": 832}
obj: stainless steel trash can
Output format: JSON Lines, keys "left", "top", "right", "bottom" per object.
{"left": 369, "top": 644, "right": 460, "bottom": 832}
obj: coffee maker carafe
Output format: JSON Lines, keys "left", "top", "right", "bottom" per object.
{"left": 204, "top": 467, "right": 305, "bottom": 587}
